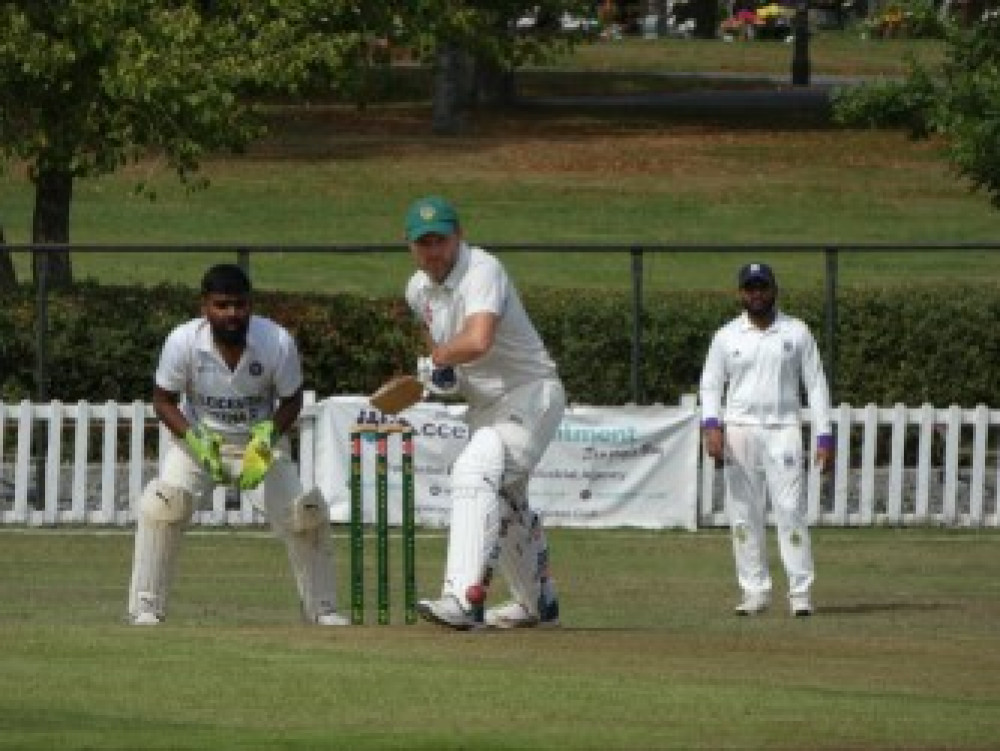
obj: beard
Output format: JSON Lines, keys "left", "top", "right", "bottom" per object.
{"left": 742, "top": 295, "right": 776, "bottom": 319}
{"left": 211, "top": 320, "right": 249, "bottom": 347}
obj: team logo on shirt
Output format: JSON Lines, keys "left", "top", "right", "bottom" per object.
{"left": 249, "top": 361, "right": 263, "bottom": 377}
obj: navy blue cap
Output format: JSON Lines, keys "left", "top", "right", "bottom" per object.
{"left": 738, "top": 262, "right": 776, "bottom": 287}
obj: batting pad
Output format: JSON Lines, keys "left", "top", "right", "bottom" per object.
{"left": 259, "top": 464, "right": 339, "bottom": 623}
{"left": 283, "top": 526, "right": 339, "bottom": 623}
{"left": 127, "top": 481, "right": 193, "bottom": 619}
{"left": 443, "top": 428, "right": 504, "bottom": 608}
{"left": 497, "top": 485, "right": 551, "bottom": 618}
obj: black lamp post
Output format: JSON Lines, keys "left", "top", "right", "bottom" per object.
{"left": 791, "top": 0, "right": 810, "bottom": 85}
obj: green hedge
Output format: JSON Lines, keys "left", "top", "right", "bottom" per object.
{"left": 2, "top": 282, "right": 998, "bottom": 407}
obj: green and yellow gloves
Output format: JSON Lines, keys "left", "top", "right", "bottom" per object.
{"left": 184, "top": 424, "right": 230, "bottom": 485}
{"left": 239, "top": 420, "right": 276, "bottom": 490}
{"left": 184, "top": 420, "right": 277, "bottom": 489}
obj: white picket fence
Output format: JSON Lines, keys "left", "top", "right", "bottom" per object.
{"left": 700, "top": 404, "right": 1000, "bottom": 528}
{"left": 0, "top": 394, "right": 321, "bottom": 527}
{"left": 2, "top": 397, "right": 998, "bottom": 528}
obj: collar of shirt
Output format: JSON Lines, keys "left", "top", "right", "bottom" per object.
{"left": 739, "top": 309, "right": 783, "bottom": 333}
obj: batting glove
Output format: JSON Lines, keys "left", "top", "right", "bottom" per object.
{"left": 239, "top": 420, "right": 276, "bottom": 490}
{"left": 184, "top": 424, "right": 230, "bottom": 485}
{"left": 416, "top": 356, "right": 459, "bottom": 396}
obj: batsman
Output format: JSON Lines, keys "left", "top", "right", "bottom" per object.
{"left": 403, "top": 196, "right": 563, "bottom": 630}
{"left": 126, "top": 264, "right": 347, "bottom": 626}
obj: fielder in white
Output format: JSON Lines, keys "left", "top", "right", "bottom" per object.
{"left": 699, "top": 262, "right": 834, "bottom": 617}
{"left": 127, "top": 264, "right": 347, "bottom": 626}
{"left": 403, "top": 196, "right": 563, "bottom": 630}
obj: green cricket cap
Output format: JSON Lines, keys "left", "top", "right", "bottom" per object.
{"left": 405, "top": 196, "right": 459, "bottom": 242}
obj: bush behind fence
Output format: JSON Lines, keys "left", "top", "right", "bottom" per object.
{"left": 2, "top": 281, "right": 999, "bottom": 407}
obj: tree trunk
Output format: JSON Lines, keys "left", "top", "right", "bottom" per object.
{"left": 691, "top": 0, "right": 719, "bottom": 38}
{"left": 0, "top": 224, "right": 15, "bottom": 289}
{"left": 432, "top": 44, "right": 466, "bottom": 135}
{"left": 472, "top": 56, "right": 515, "bottom": 107}
{"left": 32, "top": 168, "right": 74, "bottom": 288}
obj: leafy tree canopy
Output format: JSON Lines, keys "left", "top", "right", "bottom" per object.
{"left": 0, "top": 0, "right": 388, "bottom": 187}
{"left": 833, "top": 16, "right": 1000, "bottom": 206}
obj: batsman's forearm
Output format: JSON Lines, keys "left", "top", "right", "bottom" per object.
{"left": 432, "top": 312, "right": 497, "bottom": 366}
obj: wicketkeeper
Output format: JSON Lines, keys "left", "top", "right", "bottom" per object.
{"left": 126, "top": 264, "right": 347, "bottom": 626}
{"left": 402, "top": 196, "right": 563, "bottom": 630}
{"left": 699, "top": 262, "right": 834, "bottom": 617}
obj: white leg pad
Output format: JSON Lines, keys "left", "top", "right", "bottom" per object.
{"left": 443, "top": 427, "right": 504, "bottom": 608}
{"left": 498, "top": 482, "right": 555, "bottom": 618}
{"left": 266, "top": 472, "right": 338, "bottom": 623}
{"left": 127, "top": 481, "right": 194, "bottom": 620}
{"left": 288, "top": 488, "right": 327, "bottom": 533}
{"left": 283, "top": 525, "right": 339, "bottom": 623}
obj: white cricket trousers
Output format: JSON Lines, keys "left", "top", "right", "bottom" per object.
{"left": 465, "top": 379, "right": 565, "bottom": 484}
{"left": 723, "top": 423, "right": 814, "bottom": 599}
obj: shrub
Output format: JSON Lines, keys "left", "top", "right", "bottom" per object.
{"left": 2, "top": 282, "right": 998, "bottom": 408}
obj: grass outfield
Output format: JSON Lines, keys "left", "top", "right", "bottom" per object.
{"left": 1, "top": 527, "right": 998, "bottom": 750}
{"left": 3, "top": 108, "right": 999, "bottom": 297}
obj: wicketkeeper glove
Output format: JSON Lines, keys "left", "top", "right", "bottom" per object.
{"left": 416, "top": 356, "right": 459, "bottom": 397}
{"left": 184, "top": 423, "right": 230, "bottom": 485}
{"left": 239, "top": 420, "right": 276, "bottom": 490}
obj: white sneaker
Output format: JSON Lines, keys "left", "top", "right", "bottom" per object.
{"left": 734, "top": 593, "right": 770, "bottom": 616}
{"left": 132, "top": 611, "right": 162, "bottom": 626}
{"left": 485, "top": 599, "right": 561, "bottom": 629}
{"left": 416, "top": 595, "right": 481, "bottom": 630}
{"left": 316, "top": 611, "right": 350, "bottom": 626}
{"left": 789, "top": 595, "right": 813, "bottom": 617}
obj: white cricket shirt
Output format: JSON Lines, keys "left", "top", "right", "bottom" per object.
{"left": 155, "top": 315, "right": 303, "bottom": 438}
{"left": 406, "top": 242, "right": 558, "bottom": 406}
{"left": 699, "top": 310, "right": 831, "bottom": 434}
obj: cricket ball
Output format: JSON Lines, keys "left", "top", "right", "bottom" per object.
{"left": 465, "top": 584, "right": 487, "bottom": 606}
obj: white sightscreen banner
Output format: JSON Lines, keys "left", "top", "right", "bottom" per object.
{"left": 314, "top": 396, "right": 699, "bottom": 531}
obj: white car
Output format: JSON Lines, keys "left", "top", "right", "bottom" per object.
{"left": 515, "top": 9, "right": 600, "bottom": 33}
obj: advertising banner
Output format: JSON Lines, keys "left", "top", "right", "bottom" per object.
{"left": 314, "top": 396, "right": 699, "bottom": 530}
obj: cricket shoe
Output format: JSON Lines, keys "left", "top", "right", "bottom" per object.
{"left": 484, "top": 598, "right": 560, "bottom": 629}
{"left": 131, "top": 611, "right": 163, "bottom": 626}
{"left": 131, "top": 593, "right": 164, "bottom": 625}
{"left": 316, "top": 611, "right": 350, "bottom": 626}
{"left": 416, "top": 595, "right": 483, "bottom": 630}
{"left": 734, "top": 593, "right": 770, "bottom": 616}
{"left": 789, "top": 594, "right": 813, "bottom": 617}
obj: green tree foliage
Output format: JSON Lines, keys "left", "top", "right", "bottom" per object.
{"left": 833, "top": 15, "right": 1000, "bottom": 206}
{"left": 0, "top": 1, "right": 393, "bottom": 285}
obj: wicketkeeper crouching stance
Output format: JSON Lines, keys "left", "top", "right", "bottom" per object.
{"left": 127, "top": 264, "right": 347, "bottom": 626}
{"left": 402, "top": 195, "right": 563, "bottom": 630}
